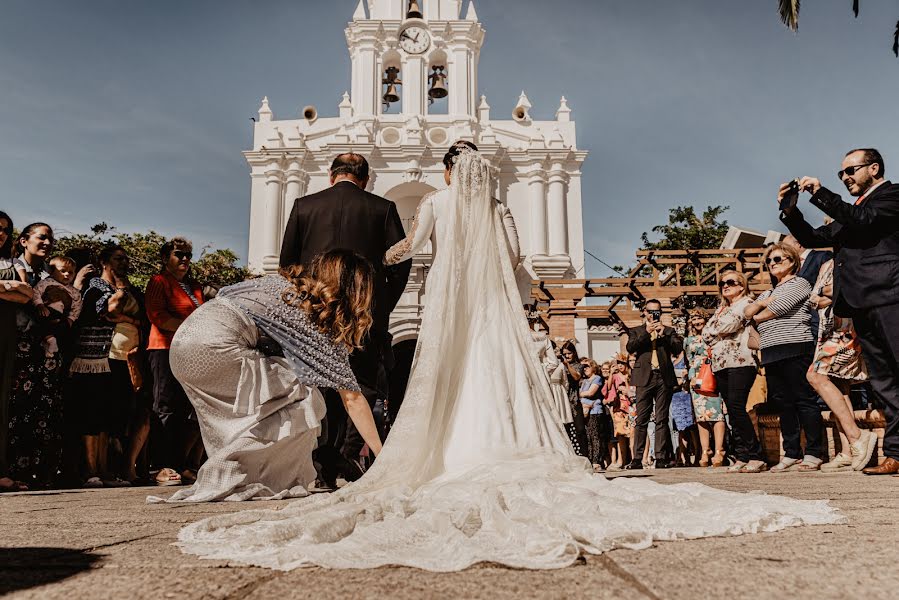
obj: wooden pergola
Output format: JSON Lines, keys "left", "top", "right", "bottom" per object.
{"left": 530, "top": 247, "right": 774, "bottom": 339}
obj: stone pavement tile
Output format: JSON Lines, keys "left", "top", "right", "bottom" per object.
{"left": 3, "top": 470, "right": 897, "bottom": 599}
{"left": 2, "top": 523, "right": 170, "bottom": 550}
{"left": 246, "top": 559, "right": 658, "bottom": 600}
{"left": 605, "top": 528, "right": 898, "bottom": 600}
{"left": 4, "top": 565, "right": 275, "bottom": 600}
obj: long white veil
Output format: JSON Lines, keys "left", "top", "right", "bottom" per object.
{"left": 176, "top": 149, "right": 842, "bottom": 572}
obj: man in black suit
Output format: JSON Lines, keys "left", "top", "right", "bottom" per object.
{"left": 280, "top": 153, "right": 412, "bottom": 486}
{"left": 779, "top": 147, "right": 899, "bottom": 475}
{"left": 624, "top": 299, "right": 684, "bottom": 469}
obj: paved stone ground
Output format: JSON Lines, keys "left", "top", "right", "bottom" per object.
{"left": 2, "top": 469, "right": 896, "bottom": 600}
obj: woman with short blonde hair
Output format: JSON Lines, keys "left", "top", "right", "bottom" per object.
{"left": 745, "top": 243, "right": 823, "bottom": 472}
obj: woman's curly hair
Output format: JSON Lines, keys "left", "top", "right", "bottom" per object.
{"left": 280, "top": 249, "right": 375, "bottom": 351}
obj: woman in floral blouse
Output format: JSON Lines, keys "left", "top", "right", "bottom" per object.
{"left": 684, "top": 309, "right": 726, "bottom": 467}
{"left": 702, "top": 270, "right": 766, "bottom": 473}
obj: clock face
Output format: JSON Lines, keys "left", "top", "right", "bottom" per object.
{"left": 399, "top": 26, "right": 430, "bottom": 54}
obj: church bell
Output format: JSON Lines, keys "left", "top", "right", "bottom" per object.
{"left": 427, "top": 66, "right": 448, "bottom": 102}
{"left": 406, "top": 0, "right": 423, "bottom": 19}
{"left": 382, "top": 66, "right": 402, "bottom": 106}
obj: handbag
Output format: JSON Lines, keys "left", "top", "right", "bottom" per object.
{"left": 126, "top": 347, "right": 144, "bottom": 392}
{"left": 692, "top": 348, "right": 718, "bottom": 397}
{"left": 747, "top": 322, "right": 761, "bottom": 351}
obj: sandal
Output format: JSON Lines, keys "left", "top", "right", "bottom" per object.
{"left": 726, "top": 460, "right": 747, "bottom": 473}
{"left": 711, "top": 451, "right": 727, "bottom": 468}
{"left": 770, "top": 458, "right": 801, "bottom": 473}
{"left": 797, "top": 459, "right": 822, "bottom": 472}
{"left": 155, "top": 468, "right": 182, "bottom": 487}
{"left": 739, "top": 460, "right": 768, "bottom": 473}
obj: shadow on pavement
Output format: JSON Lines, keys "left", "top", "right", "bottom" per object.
{"left": 0, "top": 547, "right": 101, "bottom": 594}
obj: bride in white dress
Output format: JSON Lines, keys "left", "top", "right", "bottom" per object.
{"left": 176, "top": 143, "right": 842, "bottom": 571}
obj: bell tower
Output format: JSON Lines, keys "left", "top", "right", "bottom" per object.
{"left": 246, "top": 0, "right": 588, "bottom": 348}
{"left": 346, "top": 0, "right": 483, "bottom": 121}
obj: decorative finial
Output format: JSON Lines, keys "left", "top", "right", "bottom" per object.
{"left": 352, "top": 0, "right": 366, "bottom": 20}
{"left": 465, "top": 0, "right": 479, "bottom": 21}
{"left": 556, "top": 96, "right": 571, "bottom": 122}
{"left": 478, "top": 94, "right": 491, "bottom": 122}
{"left": 517, "top": 91, "right": 532, "bottom": 109}
{"left": 339, "top": 91, "right": 353, "bottom": 119}
{"left": 258, "top": 96, "right": 273, "bottom": 122}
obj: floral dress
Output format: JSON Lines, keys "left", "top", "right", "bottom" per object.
{"left": 7, "top": 262, "right": 64, "bottom": 486}
{"left": 810, "top": 260, "right": 867, "bottom": 381}
{"left": 684, "top": 334, "right": 724, "bottom": 422}
{"left": 1, "top": 258, "right": 20, "bottom": 474}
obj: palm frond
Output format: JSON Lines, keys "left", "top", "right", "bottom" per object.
{"left": 852, "top": 0, "right": 859, "bottom": 18}
{"left": 893, "top": 20, "right": 898, "bottom": 57}
{"left": 778, "top": 0, "right": 800, "bottom": 31}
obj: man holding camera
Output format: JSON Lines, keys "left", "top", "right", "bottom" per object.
{"left": 779, "top": 148, "right": 899, "bottom": 475}
{"left": 624, "top": 299, "right": 683, "bottom": 469}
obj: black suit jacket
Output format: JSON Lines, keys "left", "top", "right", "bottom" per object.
{"left": 625, "top": 325, "right": 684, "bottom": 389}
{"left": 279, "top": 181, "right": 412, "bottom": 337}
{"left": 781, "top": 181, "right": 899, "bottom": 315}
{"left": 797, "top": 249, "right": 832, "bottom": 335}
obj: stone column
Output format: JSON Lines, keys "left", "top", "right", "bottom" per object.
{"left": 547, "top": 164, "right": 569, "bottom": 256}
{"left": 402, "top": 56, "right": 426, "bottom": 117}
{"left": 262, "top": 162, "right": 283, "bottom": 273}
{"left": 527, "top": 167, "right": 548, "bottom": 256}
{"left": 282, "top": 159, "right": 306, "bottom": 232}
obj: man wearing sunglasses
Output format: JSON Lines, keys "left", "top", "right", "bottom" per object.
{"left": 624, "top": 299, "right": 683, "bottom": 470}
{"left": 778, "top": 148, "right": 899, "bottom": 475}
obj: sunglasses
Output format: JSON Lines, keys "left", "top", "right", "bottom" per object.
{"left": 718, "top": 279, "right": 742, "bottom": 288}
{"left": 837, "top": 163, "right": 871, "bottom": 179}
{"left": 765, "top": 255, "right": 790, "bottom": 265}
{"left": 173, "top": 251, "right": 192, "bottom": 260}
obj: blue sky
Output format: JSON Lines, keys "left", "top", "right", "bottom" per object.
{"left": 2, "top": 0, "right": 898, "bottom": 274}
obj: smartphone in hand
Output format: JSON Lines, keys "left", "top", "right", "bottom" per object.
{"left": 780, "top": 179, "right": 800, "bottom": 212}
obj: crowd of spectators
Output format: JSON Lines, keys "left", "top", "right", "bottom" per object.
{"left": 1, "top": 147, "right": 896, "bottom": 490}
{"left": 0, "top": 211, "right": 206, "bottom": 491}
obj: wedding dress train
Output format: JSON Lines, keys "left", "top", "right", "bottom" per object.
{"left": 175, "top": 150, "right": 842, "bottom": 571}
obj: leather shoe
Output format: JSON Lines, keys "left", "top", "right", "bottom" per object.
{"left": 623, "top": 461, "right": 643, "bottom": 470}
{"left": 862, "top": 456, "right": 899, "bottom": 475}
{"left": 335, "top": 454, "right": 365, "bottom": 482}
{"left": 654, "top": 460, "right": 676, "bottom": 469}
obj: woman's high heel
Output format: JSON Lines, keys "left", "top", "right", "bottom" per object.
{"left": 711, "top": 450, "right": 727, "bottom": 468}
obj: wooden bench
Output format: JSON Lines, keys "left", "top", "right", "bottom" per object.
{"left": 755, "top": 409, "right": 886, "bottom": 466}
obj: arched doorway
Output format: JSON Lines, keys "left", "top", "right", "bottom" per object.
{"left": 383, "top": 181, "right": 437, "bottom": 232}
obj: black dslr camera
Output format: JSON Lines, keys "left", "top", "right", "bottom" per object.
{"left": 647, "top": 309, "right": 663, "bottom": 322}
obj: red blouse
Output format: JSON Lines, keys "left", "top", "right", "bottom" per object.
{"left": 145, "top": 271, "right": 204, "bottom": 350}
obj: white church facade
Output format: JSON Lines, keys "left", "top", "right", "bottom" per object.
{"left": 245, "top": 0, "right": 589, "bottom": 349}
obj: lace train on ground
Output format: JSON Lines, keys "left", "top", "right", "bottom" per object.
{"left": 175, "top": 151, "right": 843, "bottom": 570}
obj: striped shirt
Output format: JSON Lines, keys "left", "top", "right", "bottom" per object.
{"left": 756, "top": 276, "right": 813, "bottom": 353}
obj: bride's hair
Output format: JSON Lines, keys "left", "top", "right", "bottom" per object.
{"left": 280, "top": 250, "right": 375, "bottom": 350}
{"left": 442, "top": 140, "right": 479, "bottom": 170}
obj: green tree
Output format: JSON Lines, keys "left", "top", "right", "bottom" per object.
{"left": 779, "top": 0, "right": 899, "bottom": 57}
{"left": 640, "top": 205, "right": 730, "bottom": 251}
{"left": 54, "top": 223, "right": 249, "bottom": 291}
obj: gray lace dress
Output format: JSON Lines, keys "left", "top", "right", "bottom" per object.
{"left": 150, "top": 275, "right": 359, "bottom": 502}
